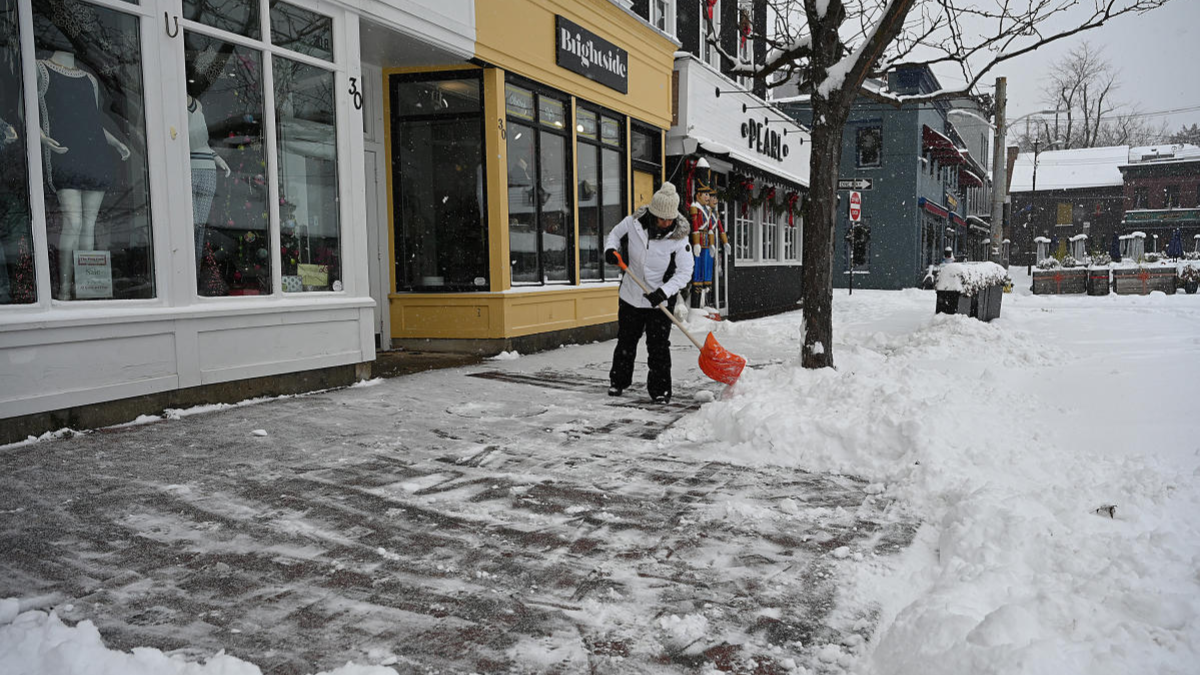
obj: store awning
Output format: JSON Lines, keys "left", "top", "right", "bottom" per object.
{"left": 923, "top": 125, "right": 966, "bottom": 165}
{"left": 959, "top": 168, "right": 984, "bottom": 188}
{"left": 917, "top": 196, "right": 948, "bottom": 219}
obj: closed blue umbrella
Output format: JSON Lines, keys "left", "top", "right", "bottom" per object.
{"left": 1166, "top": 228, "right": 1184, "bottom": 258}
{"left": 1110, "top": 232, "right": 1121, "bottom": 263}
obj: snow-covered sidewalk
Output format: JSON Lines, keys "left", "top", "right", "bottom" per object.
{"left": 3, "top": 275, "right": 1198, "bottom": 674}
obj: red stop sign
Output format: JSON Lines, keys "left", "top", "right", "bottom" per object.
{"left": 849, "top": 191, "right": 862, "bottom": 222}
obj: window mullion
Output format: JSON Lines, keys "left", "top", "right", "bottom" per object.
{"left": 263, "top": 54, "right": 282, "bottom": 295}
{"left": 16, "top": 0, "right": 49, "bottom": 306}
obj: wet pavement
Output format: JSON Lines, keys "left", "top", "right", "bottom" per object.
{"left": 1, "top": 344, "right": 918, "bottom": 674}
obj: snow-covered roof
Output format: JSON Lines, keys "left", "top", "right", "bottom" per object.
{"left": 1008, "top": 145, "right": 1128, "bottom": 193}
{"left": 1125, "top": 143, "right": 1200, "bottom": 165}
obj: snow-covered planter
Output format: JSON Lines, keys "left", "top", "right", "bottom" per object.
{"left": 1033, "top": 266, "right": 1088, "bottom": 295}
{"left": 1113, "top": 265, "right": 1177, "bottom": 296}
{"left": 1036, "top": 257, "right": 1062, "bottom": 270}
{"left": 1179, "top": 263, "right": 1200, "bottom": 294}
{"left": 1087, "top": 265, "right": 1111, "bottom": 296}
{"left": 934, "top": 262, "right": 1009, "bottom": 321}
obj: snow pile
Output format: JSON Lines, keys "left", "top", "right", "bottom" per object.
{"left": 0, "top": 605, "right": 397, "bottom": 675}
{"left": 934, "top": 261, "right": 1009, "bottom": 294}
{"left": 668, "top": 287, "right": 1200, "bottom": 674}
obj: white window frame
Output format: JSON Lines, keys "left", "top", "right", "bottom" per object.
{"left": 735, "top": 195, "right": 802, "bottom": 266}
{"left": 651, "top": 0, "right": 675, "bottom": 37}
{"left": 733, "top": 200, "right": 753, "bottom": 261}
{"left": 179, "top": 0, "right": 352, "bottom": 302}
{"left": 14, "top": 0, "right": 168, "bottom": 310}
{"left": 760, "top": 204, "right": 777, "bottom": 261}
{"left": 737, "top": 0, "right": 752, "bottom": 89}
{"left": 702, "top": 0, "right": 721, "bottom": 69}
{"left": 783, "top": 213, "right": 798, "bottom": 261}
{"left": 4, "top": 0, "right": 356, "bottom": 313}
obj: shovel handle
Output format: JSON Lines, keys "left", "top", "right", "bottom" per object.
{"left": 613, "top": 252, "right": 705, "bottom": 351}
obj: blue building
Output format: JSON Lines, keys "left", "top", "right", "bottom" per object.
{"left": 779, "top": 66, "right": 994, "bottom": 289}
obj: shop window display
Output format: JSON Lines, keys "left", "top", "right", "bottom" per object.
{"left": 275, "top": 56, "right": 340, "bottom": 292}
{"left": 182, "top": 0, "right": 261, "bottom": 40}
{"left": 576, "top": 106, "right": 624, "bottom": 281}
{"left": 506, "top": 82, "right": 572, "bottom": 285}
{"left": 391, "top": 73, "right": 487, "bottom": 291}
{"left": 0, "top": 0, "right": 35, "bottom": 304}
{"left": 34, "top": 0, "right": 153, "bottom": 301}
{"left": 186, "top": 32, "right": 270, "bottom": 297}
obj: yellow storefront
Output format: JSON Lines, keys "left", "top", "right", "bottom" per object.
{"left": 382, "top": 0, "right": 676, "bottom": 351}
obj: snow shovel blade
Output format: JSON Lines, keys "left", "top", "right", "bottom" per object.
{"left": 698, "top": 332, "right": 746, "bottom": 385}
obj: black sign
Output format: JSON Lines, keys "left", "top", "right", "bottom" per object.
{"left": 555, "top": 16, "right": 628, "bottom": 94}
{"left": 837, "top": 178, "right": 873, "bottom": 190}
{"left": 740, "top": 117, "right": 787, "bottom": 161}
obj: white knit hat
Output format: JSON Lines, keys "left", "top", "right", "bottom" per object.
{"left": 648, "top": 182, "right": 680, "bottom": 219}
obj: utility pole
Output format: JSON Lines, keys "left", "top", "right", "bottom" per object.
{"left": 1032, "top": 139, "right": 1040, "bottom": 192}
{"left": 989, "top": 76, "right": 1007, "bottom": 265}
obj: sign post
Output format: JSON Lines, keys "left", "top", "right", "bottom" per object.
{"left": 847, "top": 192, "right": 861, "bottom": 296}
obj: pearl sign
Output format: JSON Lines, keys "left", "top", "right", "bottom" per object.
{"left": 741, "top": 117, "right": 787, "bottom": 161}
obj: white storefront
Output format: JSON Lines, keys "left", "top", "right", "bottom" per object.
{"left": 0, "top": 0, "right": 474, "bottom": 435}
{"left": 667, "top": 54, "right": 810, "bottom": 319}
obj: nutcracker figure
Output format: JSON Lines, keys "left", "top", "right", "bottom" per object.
{"left": 689, "top": 181, "right": 728, "bottom": 310}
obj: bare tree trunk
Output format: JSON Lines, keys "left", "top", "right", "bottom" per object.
{"left": 801, "top": 100, "right": 849, "bottom": 369}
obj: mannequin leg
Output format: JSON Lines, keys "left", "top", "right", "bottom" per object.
{"left": 55, "top": 190, "right": 105, "bottom": 299}
{"left": 80, "top": 191, "right": 104, "bottom": 251}
{"left": 56, "top": 189, "right": 83, "bottom": 299}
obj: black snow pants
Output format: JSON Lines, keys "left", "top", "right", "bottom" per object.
{"left": 609, "top": 298, "right": 675, "bottom": 399}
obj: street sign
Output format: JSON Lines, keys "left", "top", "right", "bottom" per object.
{"left": 848, "top": 191, "right": 862, "bottom": 222}
{"left": 837, "top": 178, "right": 873, "bottom": 191}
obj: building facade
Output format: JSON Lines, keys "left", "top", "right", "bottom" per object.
{"left": 1118, "top": 144, "right": 1200, "bottom": 252}
{"left": 0, "top": 0, "right": 678, "bottom": 441}
{"left": 780, "top": 66, "right": 994, "bottom": 290}
{"left": 1008, "top": 146, "right": 1127, "bottom": 265}
{"left": 626, "top": 1, "right": 811, "bottom": 320}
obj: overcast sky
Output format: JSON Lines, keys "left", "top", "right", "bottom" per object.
{"left": 988, "top": 0, "right": 1200, "bottom": 138}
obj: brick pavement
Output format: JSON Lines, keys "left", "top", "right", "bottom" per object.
{"left": 0, "top": 357, "right": 917, "bottom": 674}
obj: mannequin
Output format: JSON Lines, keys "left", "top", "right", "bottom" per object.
{"left": 37, "top": 50, "right": 130, "bottom": 299}
{"left": 188, "top": 94, "right": 230, "bottom": 266}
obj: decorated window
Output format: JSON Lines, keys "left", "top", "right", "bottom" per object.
{"left": 507, "top": 81, "right": 573, "bottom": 285}
{"left": 34, "top": 0, "right": 155, "bottom": 302}
{"left": 187, "top": 0, "right": 343, "bottom": 297}
{"left": 577, "top": 104, "right": 625, "bottom": 282}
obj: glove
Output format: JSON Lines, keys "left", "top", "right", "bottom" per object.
{"left": 724, "top": 243, "right": 732, "bottom": 256}
{"left": 644, "top": 288, "right": 667, "bottom": 306}
{"left": 604, "top": 249, "right": 619, "bottom": 265}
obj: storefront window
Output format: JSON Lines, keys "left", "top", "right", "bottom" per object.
{"left": 34, "top": 0, "right": 154, "bottom": 301}
{"left": 577, "top": 105, "right": 625, "bottom": 281}
{"left": 506, "top": 82, "right": 572, "bottom": 285}
{"left": 783, "top": 216, "right": 799, "bottom": 261}
{"left": 182, "top": 0, "right": 261, "bottom": 39}
{"left": 186, "top": 32, "right": 269, "bottom": 297}
{"left": 270, "top": 0, "right": 332, "bottom": 62}
{"left": 392, "top": 73, "right": 487, "bottom": 291}
{"left": 577, "top": 142, "right": 599, "bottom": 280}
{"left": 275, "top": 56, "right": 340, "bottom": 292}
{"left": 734, "top": 203, "right": 752, "bottom": 260}
{"left": 761, "top": 205, "right": 776, "bottom": 260}
{"left": 0, "top": 0, "right": 34, "bottom": 304}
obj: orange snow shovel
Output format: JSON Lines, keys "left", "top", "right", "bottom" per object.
{"left": 614, "top": 252, "right": 746, "bottom": 385}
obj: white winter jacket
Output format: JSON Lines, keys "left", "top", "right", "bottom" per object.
{"left": 604, "top": 206, "right": 694, "bottom": 309}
